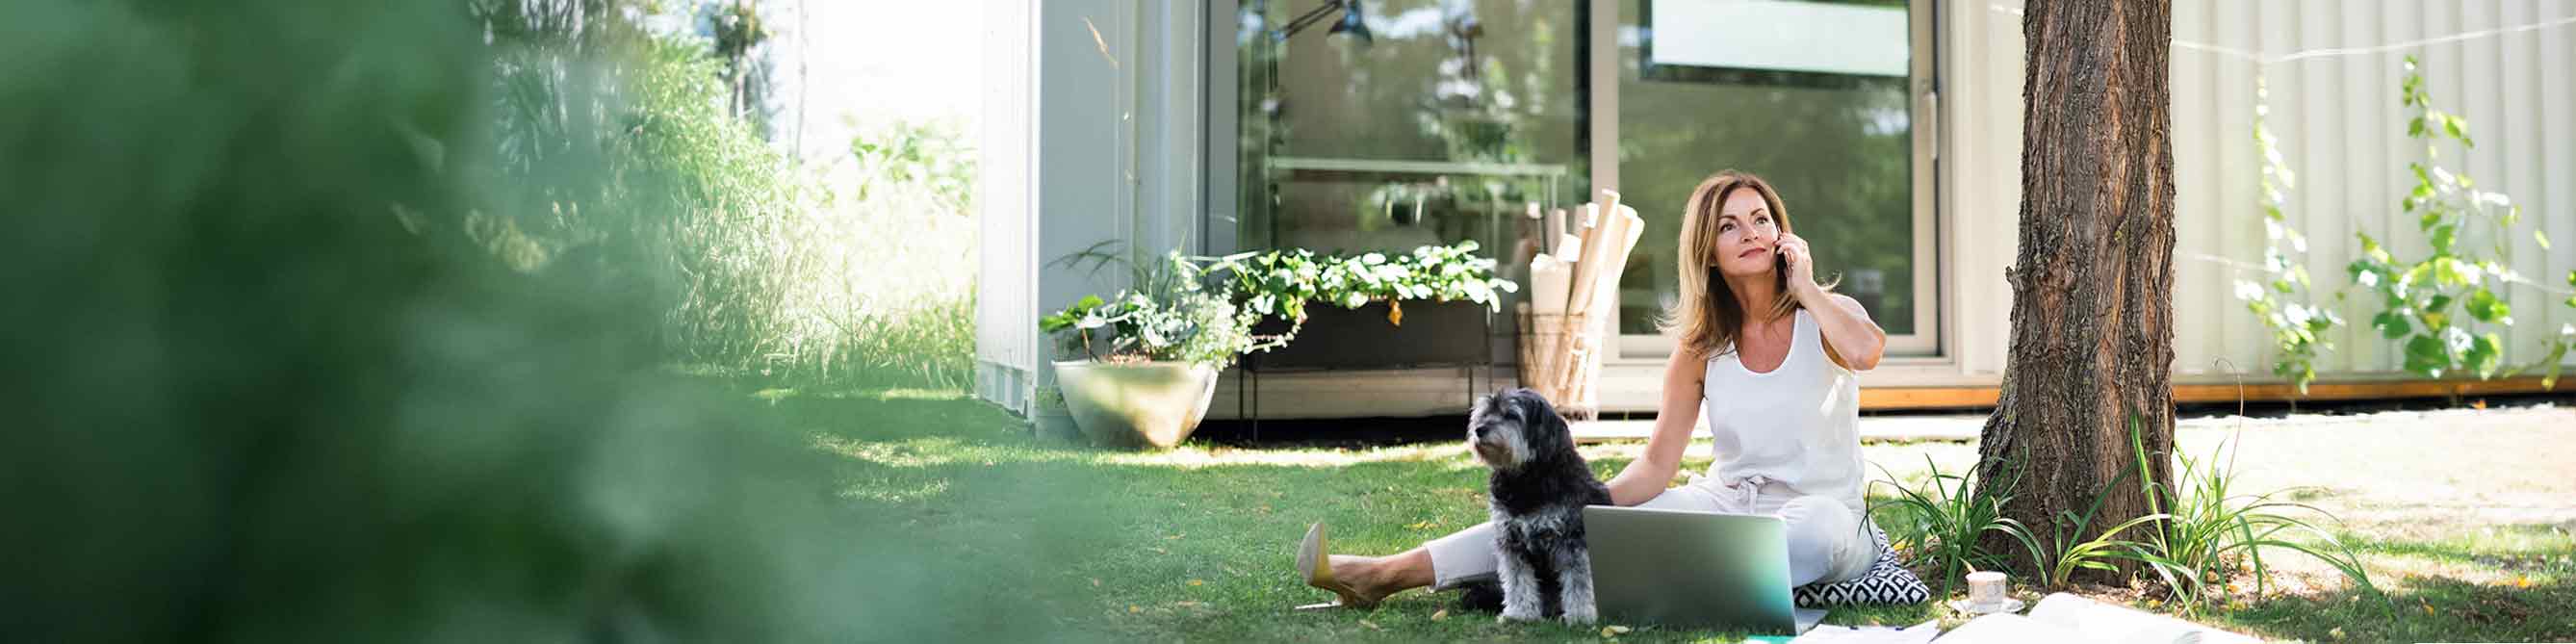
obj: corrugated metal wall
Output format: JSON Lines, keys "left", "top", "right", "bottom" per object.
{"left": 1947, "top": 0, "right": 2576, "bottom": 383}
{"left": 976, "top": 0, "right": 1037, "bottom": 414}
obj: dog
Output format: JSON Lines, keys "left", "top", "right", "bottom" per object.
{"left": 1461, "top": 388, "right": 1613, "bottom": 625}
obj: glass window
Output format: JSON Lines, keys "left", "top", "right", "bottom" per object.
{"left": 1234, "top": 0, "right": 1589, "bottom": 267}
{"left": 1611, "top": 0, "right": 1919, "bottom": 338}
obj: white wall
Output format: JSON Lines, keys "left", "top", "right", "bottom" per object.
{"left": 977, "top": 0, "right": 1037, "bottom": 413}
{"left": 977, "top": 0, "right": 1209, "bottom": 415}
{"left": 1945, "top": 0, "right": 2576, "bottom": 386}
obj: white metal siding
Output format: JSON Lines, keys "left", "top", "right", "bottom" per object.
{"left": 1945, "top": 0, "right": 2576, "bottom": 384}
{"left": 977, "top": 0, "right": 1037, "bottom": 413}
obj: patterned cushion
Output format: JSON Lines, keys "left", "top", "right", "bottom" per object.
{"left": 1793, "top": 523, "right": 1929, "bottom": 607}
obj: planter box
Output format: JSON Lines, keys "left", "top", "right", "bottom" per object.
{"left": 1245, "top": 299, "right": 1493, "bottom": 371}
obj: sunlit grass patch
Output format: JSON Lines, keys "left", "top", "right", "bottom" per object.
{"left": 775, "top": 382, "right": 2576, "bottom": 642}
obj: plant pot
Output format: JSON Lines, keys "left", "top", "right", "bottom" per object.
{"left": 1030, "top": 386, "right": 1082, "bottom": 442}
{"left": 1052, "top": 360, "right": 1221, "bottom": 450}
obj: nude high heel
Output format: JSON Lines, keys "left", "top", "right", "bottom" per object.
{"left": 1295, "top": 522, "right": 1381, "bottom": 610}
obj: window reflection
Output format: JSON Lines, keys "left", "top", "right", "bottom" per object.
{"left": 1613, "top": 0, "right": 1916, "bottom": 336}
{"left": 1236, "top": 0, "right": 1588, "bottom": 266}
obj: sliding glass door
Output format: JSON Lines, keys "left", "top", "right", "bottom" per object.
{"left": 1602, "top": 0, "right": 1939, "bottom": 357}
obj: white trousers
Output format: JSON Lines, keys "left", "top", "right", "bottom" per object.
{"left": 1426, "top": 477, "right": 1879, "bottom": 589}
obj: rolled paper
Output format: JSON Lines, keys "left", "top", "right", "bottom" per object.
{"left": 1545, "top": 208, "right": 1567, "bottom": 254}
{"left": 1530, "top": 253, "right": 1571, "bottom": 317}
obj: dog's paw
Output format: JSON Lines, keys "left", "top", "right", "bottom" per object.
{"left": 1559, "top": 606, "right": 1598, "bottom": 626}
{"left": 1497, "top": 606, "right": 1543, "bottom": 623}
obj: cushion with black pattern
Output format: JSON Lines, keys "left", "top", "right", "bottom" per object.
{"left": 1793, "top": 523, "right": 1929, "bottom": 608}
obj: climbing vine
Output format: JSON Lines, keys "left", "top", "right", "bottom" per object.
{"left": 2244, "top": 56, "right": 2576, "bottom": 390}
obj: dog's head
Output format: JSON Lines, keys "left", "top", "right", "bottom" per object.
{"left": 1467, "top": 388, "right": 1570, "bottom": 471}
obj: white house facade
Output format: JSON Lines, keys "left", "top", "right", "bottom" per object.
{"left": 977, "top": 0, "right": 2576, "bottom": 419}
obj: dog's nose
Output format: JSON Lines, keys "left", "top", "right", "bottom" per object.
{"left": 1472, "top": 425, "right": 1489, "bottom": 439}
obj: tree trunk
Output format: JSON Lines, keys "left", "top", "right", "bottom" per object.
{"left": 1977, "top": 0, "right": 2177, "bottom": 582}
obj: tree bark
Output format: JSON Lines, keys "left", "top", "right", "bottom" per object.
{"left": 1978, "top": 0, "right": 2177, "bottom": 582}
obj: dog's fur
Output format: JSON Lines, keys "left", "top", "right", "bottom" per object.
{"left": 1460, "top": 388, "right": 1613, "bottom": 625}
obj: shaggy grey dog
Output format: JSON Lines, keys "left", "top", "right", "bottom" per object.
{"left": 1464, "top": 388, "right": 1613, "bottom": 625}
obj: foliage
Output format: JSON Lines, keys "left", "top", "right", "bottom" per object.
{"left": 2250, "top": 56, "right": 2576, "bottom": 388}
{"left": 5, "top": 0, "right": 1000, "bottom": 638}
{"left": 1041, "top": 290, "right": 1261, "bottom": 369}
{"left": 1042, "top": 242, "right": 1518, "bottom": 368}
{"left": 851, "top": 119, "right": 977, "bottom": 210}
{"left": 1217, "top": 240, "right": 1517, "bottom": 322}
{"left": 2119, "top": 417, "right": 2380, "bottom": 614}
{"left": 1042, "top": 251, "right": 1273, "bottom": 369}
{"left": 2346, "top": 57, "right": 2576, "bottom": 382}
{"left": 2017, "top": 459, "right": 2159, "bottom": 591}
{"left": 2233, "top": 79, "right": 2343, "bottom": 393}
{"left": 471, "top": 0, "right": 982, "bottom": 390}
{"left": 1945, "top": 418, "right": 2380, "bottom": 609}
{"left": 1869, "top": 455, "right": 2039, "bottom": 598}
{"left": 700, "top": 0, "right": 774, "bottom": 126}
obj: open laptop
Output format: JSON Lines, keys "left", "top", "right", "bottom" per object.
{"left": 1583, "top": 505, "right": 1828, "bottom": 635}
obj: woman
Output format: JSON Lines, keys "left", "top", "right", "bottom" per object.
{"left": 1298, "top": 170, "right": 1889, "bottom": 609}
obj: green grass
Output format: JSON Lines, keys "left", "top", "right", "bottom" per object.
{"left": 758, "top": 381, "right": 2575, "bottom": 642}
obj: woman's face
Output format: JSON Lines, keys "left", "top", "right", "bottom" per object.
{"left": 1709, "top": 188, "right": 1780, "bottom": 278}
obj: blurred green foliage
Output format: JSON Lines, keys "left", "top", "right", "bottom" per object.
{"left": 0, "top": 0, "right": 1066, "bottom": 639}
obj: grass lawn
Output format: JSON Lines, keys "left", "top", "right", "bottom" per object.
{"left": 769, "top": 376, "right": 2575, "bottom": 642}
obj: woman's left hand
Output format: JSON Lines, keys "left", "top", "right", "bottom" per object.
{"left": 1776, "top": 231, "right": 1820, "bottom": 299}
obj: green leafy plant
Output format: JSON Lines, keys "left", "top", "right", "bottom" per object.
{"left": 1040, "top": 251, "right": 1270, "bottom": 369}
{"left": 1041, "top": 241, "right": 1519, "bottom": 368}
{"left": 2121, "top": 417, "right": 2380, "bottom": 614}
{"left": 2339, "top": 57, "right": 2576, "bottom": 384}
{"left": 2234, "top": 78, "right": 2344, "bottom": 394}
{"left": 2238, "top": 56, "right": 2576, "bottom": 390}
{"left": 2023, "top": 467, "right": 2162, "bottom": 591}
{"left": 1870, "top": 455, "right": 2040, "bottom": 598}
{"left": 851, "top": 119, "right": 976, "bottom": 209}
{"left": 1215, "top": 241, "right": 1518, "bottom": 325}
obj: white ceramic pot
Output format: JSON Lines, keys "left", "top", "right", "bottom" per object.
{"left": 1052, "top": 360, "right": 1221, "bottom": 450}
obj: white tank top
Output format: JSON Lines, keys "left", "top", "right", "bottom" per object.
{"left": 1701, "top": 309, "right": 1867, "bottom": 522}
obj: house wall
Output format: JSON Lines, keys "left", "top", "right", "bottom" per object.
{"left": 984, "top": 0, "right": 2576, "bottom": 419}
{"left": 1948, "top": 0, "right": 2576, "bottom": 390}
{"left": 976, "top": 0, "right": 1037, "bottom": 412}
{"left": 978, "top": 0, "right": 1209, "bottom": 414}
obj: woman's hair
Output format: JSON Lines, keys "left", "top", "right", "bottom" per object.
{"left": 1661, "top": 169, "right": 1836, "bottom": 358}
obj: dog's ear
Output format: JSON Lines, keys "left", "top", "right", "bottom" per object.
{"left": 1517, "top": 392, "right": 1570, "bottom": 441}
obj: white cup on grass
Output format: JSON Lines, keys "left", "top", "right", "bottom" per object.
{"left": 1966, "top": 571, "right": 2008, "bottom": 607}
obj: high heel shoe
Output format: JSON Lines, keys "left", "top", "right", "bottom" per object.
{"left": 1295, "top": 522, "right": 1380, "bottom": 610}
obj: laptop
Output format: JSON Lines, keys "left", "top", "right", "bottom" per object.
{"left": 1583, "top": 505, "right": 1828, "bottom": 636}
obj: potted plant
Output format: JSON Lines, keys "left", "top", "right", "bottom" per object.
{"left": 1040, "top": 253, "right": 1272, "bottom": 450}
{"left": 1038, "top": 243, "right": 1517, "bottom": 448}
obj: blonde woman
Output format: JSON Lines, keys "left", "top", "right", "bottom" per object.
{"left": 1298, "top": 170, "right": 1889, "bottom": 609}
